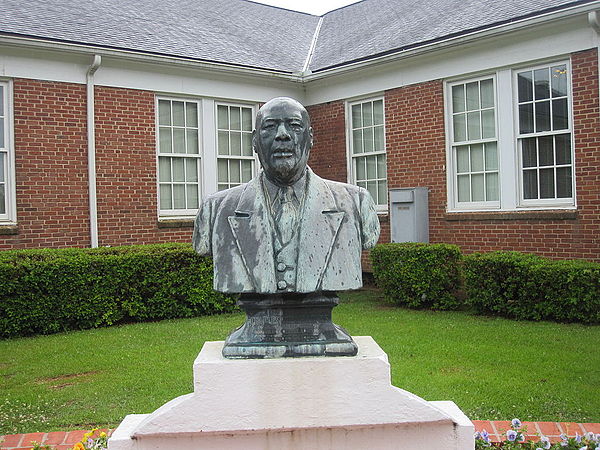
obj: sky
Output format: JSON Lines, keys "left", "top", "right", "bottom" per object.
{"left": 247, "top": 0, "right": 362, "bottom": 15}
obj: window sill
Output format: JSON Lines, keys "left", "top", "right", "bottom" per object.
{"left": 158, "top": 218, "right": 194, "bottom": 229}
{"left": 0, "top": 224, "right": 18, "bottom": 235}
{"left": 444, "top": 210, "right": 578, "bottom": 221}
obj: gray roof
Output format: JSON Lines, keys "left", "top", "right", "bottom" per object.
{"left": 1, "top": 0, "right": 596, "bottom": 74}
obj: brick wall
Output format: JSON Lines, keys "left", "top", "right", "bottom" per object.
{"left": 309, "top": 48, "right": 600, "bottom": 261}
{"left": 0, "top": 79, "right": 90, "bottom": 249}
{"left": 307, "top": 100, "right": 347, "bottom": 182}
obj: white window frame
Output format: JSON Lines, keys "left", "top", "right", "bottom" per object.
{"left": 445, "top": 59, "right": 576, "bottom": 213}
{"left": 155, "top": 96, "right": 203, "bottom": 218}
{"left": 513, "top": 60, "right": 575, "bottom": 209}
{"left": 0, "top": 80, "right": 16, "bottom": 224}
{"left": 346, "top": 96, "right": 388, "bottom": 212}
{"left": 446, "top": 75, "right": 500, "bottom": 211}
{"left": 215, "top": 102, "right": 258, "bottom": 191}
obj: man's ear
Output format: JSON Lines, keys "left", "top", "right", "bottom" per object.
{"left": 252, "top": 129, "right": 257, "bottom": 153}
{"left": 309, "top": 127, "right": 314, "bottom": 148}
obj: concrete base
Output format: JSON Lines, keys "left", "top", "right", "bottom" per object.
{"left": 109, "top": 336, "right": 474, "bottom": 449}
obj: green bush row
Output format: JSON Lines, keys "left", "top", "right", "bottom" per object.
{"left": 370, "top": 243, "right": 599, "bottom": 324}
{"left": 0, "top": 244, "right": 236, "bottom": 338}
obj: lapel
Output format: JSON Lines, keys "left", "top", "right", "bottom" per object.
{"left": 296, "top": 169, "right": 345, "bottom": 292}
{"left": 227, "top": 175, "right": 277, "bottom": 292}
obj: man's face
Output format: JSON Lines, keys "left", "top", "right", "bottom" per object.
{"left": 253, "top": 98, "right": 313, "bottom": 185}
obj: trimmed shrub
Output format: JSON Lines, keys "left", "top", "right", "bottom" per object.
{"left": 0, "top": 244, "right": 236, "bottom": 338}
{"left": 464, "top": 251, "right": 600, "bottom": 324}
{"left": 371, "top": 243, "right": 463, "bottom": 309}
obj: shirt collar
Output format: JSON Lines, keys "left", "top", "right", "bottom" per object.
{"left": 262, "top": 170, "right": 307, "bottom": 205}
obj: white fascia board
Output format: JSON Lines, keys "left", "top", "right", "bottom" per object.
{"left": 304, "top": 14, "right": 596, "bottom": 105}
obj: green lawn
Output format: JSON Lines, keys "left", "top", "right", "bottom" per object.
{"left": 1, "top": 288, "right": 599, "bottom": 435}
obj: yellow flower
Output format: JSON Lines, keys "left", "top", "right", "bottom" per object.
{"left": 100, "top": 432, "right": 107, "bottom": 438}
{"left": 72, "top": 443, "right": 85, "bottom": 450}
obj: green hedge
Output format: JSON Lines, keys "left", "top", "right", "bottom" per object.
{"left": 371, "top": 243, "right": 463, "bottom": 310}
{"left": 0, "top": 244, "right": 236, "bottom": 338}
{"left": 464, "top": 251, "right": 600, "bottom": 324}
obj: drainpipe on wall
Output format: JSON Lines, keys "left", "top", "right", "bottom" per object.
{"left": 86, "top": 55, "right": 101, "bottom": 248}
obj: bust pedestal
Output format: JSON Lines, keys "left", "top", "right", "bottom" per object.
{"left": 108, "top": 336, "right": 474, "bottom": 450}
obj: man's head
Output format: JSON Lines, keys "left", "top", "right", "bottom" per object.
{"left": 253, "top": 97, "right": 313, "bottom": 186}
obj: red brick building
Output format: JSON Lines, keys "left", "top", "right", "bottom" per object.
{"left": 1, "top": 0, "right": 599, "bottom": 260}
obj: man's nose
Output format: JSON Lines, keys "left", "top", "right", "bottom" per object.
{"left": 275, "top": 122, "right": 291, "bottom": 140}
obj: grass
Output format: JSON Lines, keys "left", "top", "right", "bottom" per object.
{"left": 0, "top": 288, "right": 599, "bottom": 435}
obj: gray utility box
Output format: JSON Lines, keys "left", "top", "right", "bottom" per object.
{"left": 389, "top": 187, "right": 429, "bottom": 243}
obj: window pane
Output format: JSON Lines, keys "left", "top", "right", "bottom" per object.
{"left": 173, "top": 184, "right": 186, "bottom": 208}
{"left": 555, "top": 134, "right": 571, "bottom": 165}
{"left": 172, "top": 158, "right": 185, "bottom": 182}
{"left": 187, "top": 185, "right": 199, "bottom": 209}
{"left": 453, "top": 114, "right": 466, "bottom": 142}
{"left": 186, "top": 159, "right": 198, "bottom": 182}
{"left": 552, "top": 98, "right": 568, "bottom": 130}
{"left": 0, "top": 184, "right": 4, "bottom": 214}
{"left": 556, "top": 167, "right": 572, "bottom": 198}
{"left": 217, "top": 105, "right": 229, "bottom": 129}
{"left": 366, "top": 155, "right": 376, "bottom": 179}
{"left": 241, "top": 160, "right": 253, "bottom": 182}
{"left": 456, "top": 146, "right": 470, "bottom": 173}
{"left": 376, "top": 154, "right": 386, "bottom": 178}
{"left": 242, "top": 133, "right": 253, "bottom": 156}
{"left": 242, "top": 108, "right": 253, "bottom": 131}
{"left": 481, "top": 109, "right": 495, "bottom": 139}
{"left": 230, "top": 132, "right": 241, "bottom": 156}
{"left": 522, "top": 138, "right": 537, "bottom": 168}
{"left": 186, "top": 103, "right": 198, "bottom": 127}
{"left": 172, "top": 101, "right": 185, "bottom": 126}
{"left": 518, "top": 71, "right": 533, "bottom": 103}
{"left": 357, "top": 181, "right": 366, "bottom": 190}
{"left": 363, "top": 127, "right": 373, "bottom": 153}
{"left": 485, "top": 172, "right": 499, "bottom": 201}
{"left": 229, "top": 160, "right": 241, "bottom": 183}
{"left": 470, "top": 144, "right": 484, "bottom": 172}
{"left": 534, "top": 68, "right": 550, "bottom": 100}
{"left": 457, "top": 175, "right": 470, "bottom": 202}
{"left": 539, "top": 168, "right": 555, "bottom": 198}
{"left": 466, "top": 82, "right": 479, "bottom": 110}
{"left": 377, "top": 180, "right": 387, "bottom": 206}
{"left": 452, "top": 85, "right": 465, "bottom": 113}
{"left": 467, "top": 112, "right": 481, "bottom": 140}
{"left": 217, "top": 159, "right": 228, "bottom": 183}
{"left": 0, "top": 85, "right": 4, "bottom": 116}
{"left": 173, "top": 128, "right": 186, "bottom": 153}
{"left": 362, "top": 102, "right": 373, "bottom": 127}
{"left": 374, "top": 126, "right": 384, "bottom": 152}
{"left": 523, "top": 170, "right": 538, "bottom": 199}
{"left": 159, "top": 127, "right": 172, "bottom": 153}
{"left": 356, "top": 157, "right": 366, "bottom": 181}
{"left": 0, "top": 120, "right": 4, "bottom": 148}
{"left": 485, "top": 142, "right": 498, "bottom": 171}
{"left": 218, "top": 131, "right": 229, "bottom": 155}
{"left": 519, "top": 103, "right": 534, "bottom": 134}
{"left": 373, "top": 100, "right": 384, "bottom": 125}
{"left": 160, "top": 184, "right": 172, "bottom": 209}
{"left": 186, "top": 129, "right": 198, "bottom": 154}
{"left": 480, "top": 79, "right": 494, "bottom": 109}
{"left": 230, "top": 107, "right": 241, "bottom": 130}
{"left": 551, "top": 65, "right": 568, "bottom": 97}
{"left": 535, "top": 101, "right": 551, "bottom": 132}
{"left": 351, "top": 105, "right": 362, "bottom": 128}
{"left": 159, "top": 100, "right": 171, "bottom": 126}
{"left": 366, "top": 181, "right": 377, "bottom": 202}
{"left": 159, "top": 157, "right": 171, "bottom": 182}
{"left": 353, "top": 129, "right": 363, "bottom": 154}
{"left": 218, "top": 184, "right": 229, "bottom": 191}
{"left": 538, "top": 136, "right": 554, "bottom": 166}
{"left": 471, "top": 174, "right": 484, "bottom": 201}
{"left": 0, "top": 153, "right": 4, "bottom": 183}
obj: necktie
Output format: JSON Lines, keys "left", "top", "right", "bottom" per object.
{"left": 275, "top": 186, "right": 297, "bottom": 245}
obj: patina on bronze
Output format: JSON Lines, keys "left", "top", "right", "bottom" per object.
{"left": 193, "top": 97, "right": 380, "bottom": 358}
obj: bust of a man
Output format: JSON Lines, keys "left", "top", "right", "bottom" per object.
{"left": 193, "top": 97, "right": 380, "bottom": 294}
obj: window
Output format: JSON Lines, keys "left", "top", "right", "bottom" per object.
{"left": 446, "top": 60, "right": 574, "bottom": 212}
{"left": 157, "top": 98, "right": 201, "bottom": 216}
{"left": 449, "top": 78, "right": 499, "bottom": 207}
{"left": 0, "top": 81, "right": 14, "bottom": 223}
{"left": 516, "top": 64, "right": 573, "bottom": 204}
{"left": 348, "top": 98, "right": 387, "bottom": 208}
{"left": 216, "top": 104, "right": 255, "bottom": 191}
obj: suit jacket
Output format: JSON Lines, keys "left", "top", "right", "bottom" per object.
{"left": 192, "top": 167, "right": 380, "bottom": 294}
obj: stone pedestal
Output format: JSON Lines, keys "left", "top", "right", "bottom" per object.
{"left": 109, "top": 336, "right": 474, "bottom": 450}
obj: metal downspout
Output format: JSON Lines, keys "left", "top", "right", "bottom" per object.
{"left": 86, "top": 55, "right": 101, "bottom": 247}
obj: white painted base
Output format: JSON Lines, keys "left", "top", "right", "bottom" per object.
{"left": 108, "top": 336, "right": 474, "bottom": 449}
